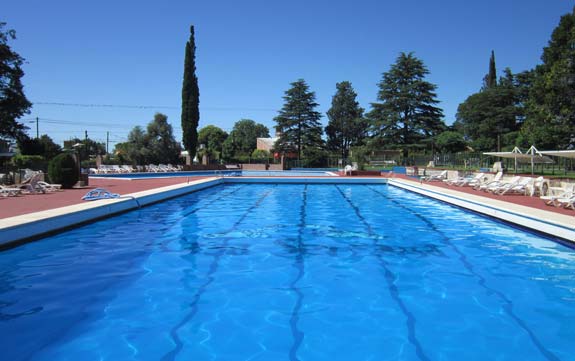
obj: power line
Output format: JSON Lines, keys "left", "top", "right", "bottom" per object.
{"left": 33, "top": 101, "right": 277, "bottom": 112}
{"left": 34, "top": 117, "right": 183, "bottom": 130}
{"left": 34, "top": 102, "right": 178, "bottom": 110}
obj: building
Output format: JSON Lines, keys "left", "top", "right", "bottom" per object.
{"left": 256, "top": 136, "right": 278, "bottom": 152}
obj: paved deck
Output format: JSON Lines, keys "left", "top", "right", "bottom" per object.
{"left": 0, "top": 177, "right": 206, "bottom": 218}
{"left": 391, "top": 174, "right": 575, "bottom": 216}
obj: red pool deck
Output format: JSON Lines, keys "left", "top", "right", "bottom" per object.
{"left": 0, "top": 177, "right": 207, "bottom": 219}
{"left": 390, "top": 174, "right": 575, "bottom": 216}
{"left": 0, "top": 174, "right": 573, "bottom": 220}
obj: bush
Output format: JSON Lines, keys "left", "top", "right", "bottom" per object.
{"left": 251, "top": 149, "right": 269, "bottom": 160}
{"left": 48, "top": 153, "right": 78, "bottom": 189}
{"left": 11, "top": 154, "right": 46, "bottom": 171}
{"left": 303, "top": 148, "right": 329, "bottom": 168}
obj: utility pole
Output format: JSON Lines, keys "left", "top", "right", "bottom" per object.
{"left": 106, "top": 131, "right": 109, "bottom": 154}
{"left": 36, "top": 117, "right": 39, "bottom": 138}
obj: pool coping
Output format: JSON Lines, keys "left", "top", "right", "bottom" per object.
{"left": 0, "top": 176, "right": 573, "bottom": 248}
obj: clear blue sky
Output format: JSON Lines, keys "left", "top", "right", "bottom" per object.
{"left": 4, "top": 0, "right": 573, "bottom": 149}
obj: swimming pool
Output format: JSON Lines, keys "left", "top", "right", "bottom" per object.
{"left": 91, "top": 170, "right": 337, "bottom": 179}
{"left": 0, "top": 184, "right": 574, "bottom": 360}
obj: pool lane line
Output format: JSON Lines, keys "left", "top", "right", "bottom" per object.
{"left": 158, "top": 184, "right": 247, "bottom": 252}
{"left": 366, "top": 185, "right": 561, "bottom": 361}
{"left": 289, "top": 184, "right": 307, "bottom": 361}
{"left": 160, "top": 186, "right": 275, "bottom": 361}
{"left": 334, "top": 185, "right": 431, "bottom": 361}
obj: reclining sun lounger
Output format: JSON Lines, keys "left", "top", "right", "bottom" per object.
{"left": 19, "top": 173, "right": 47, "bottom": 194}
{"left": 540, "top": 185, "right": 575, "bottom": 206}
{"left": 552, "top": 194, "right": 575, "bottom": 210}
{"left": 37, "top": 181, "right": 62, "bottom": 192}
{"left": 422, "top": 170, "right": 448, "bottom": 182}
{"left": 444, "top": 172, "right": 485, "bottom": 187}
{"left": 0, "top": 185, "right": 21, "bottom": 197}
{"left": 474, "top": 171, "right": 503, "bottom": 191}
{"left": 495, "top": 177, "right": 532, "bottom": 195}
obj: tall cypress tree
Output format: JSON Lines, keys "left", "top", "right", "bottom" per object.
{"left": 181, "top": 26, "right": 200, "bottom": 162}
{"left": 274, "top": 79, "right": 323, "bottom": 160}
{"left": 483, "top": 50, "right": 497, "bottom": 90}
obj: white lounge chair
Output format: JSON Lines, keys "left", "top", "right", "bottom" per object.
{"left": 485, "top": 176, "right": 521, "bottom": 193}
{"left": 540, "top": 185, "right": 575, "bottom": 206}
{"left": 474, "top": 172, "right": 503, "bottom": 191}
{"left": 343, "top": 163, "right": 358, "bottom": 176}
{"left": 37, "top": 181, "right": 62, "bottom": 192}
{"left": 444, "top": 172, "right": 484, "bottom": 187}
{"left": 423, "top": 170, "right": 448, "bottom": 182}
{"left": 121, "top": 165, "right": 135, "bottom": 173}
{"left": 553, "top": 195, "right": 575, "bottom": 210}
{"left": 495, "top": 177, "right": 532, "bottom": 195}
{"left": 0, "top": 185, "right": 21, "bottom": 197}
{"left": 529, "top": 176, "right": 547, "bottom": 197}
{"left": 19, "top": 173, "right": 46, "bottom": 194}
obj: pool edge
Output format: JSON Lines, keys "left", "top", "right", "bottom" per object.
{"left": 388, "top": 179, "right": 575, "bottom": 243}
{"left": 0, "top": 177, "right": 223, "bottom": 248}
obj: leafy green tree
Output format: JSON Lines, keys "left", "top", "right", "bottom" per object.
{"left": 223, "top": 119, "right": 269, "bottom": 160}
{"left": 39, "top": 135, "right": 62, "bottom": 160}
{"left": 198, "top": 125, "right": 228, "bottom": 161}
{"left": 455, "top": 71, "right": 520, "bottom": 151}
{"left": 18, "top": 135, "right": 62, "bottom": 160}
{"left": 251, "top": 149, "right": 269, "bottom": 160}
{"left": 367, "top": 52, "right": 445, "bottom": 158}
{"left": 521, "top": 8, "right": 575, "bottom": 149}
{"left": 64, "top": 137, "right": 106, "bottom": 164}
{"left": 325, "top": 81, "right": 367, "bottom": 159}
{"left": 146, "top": 113, "right": 181, "bottom": 165}
{"left": 0, "top": 22, "right": 32, "bottom": 141}
{"left": 435, "top": 130, "right": 468, "bottom": 153}
{"left": 274, "top": 79, "right": 323, "bottom": 160}
{"left": 181, "top": 25, "right": 200, "bottom": 161}
{"left": 115, "top": 126, "right": 148, "bottom": 165}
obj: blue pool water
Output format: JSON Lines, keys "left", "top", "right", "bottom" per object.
{"left": 1, "top": 184, "right": 574, "bottom": 360}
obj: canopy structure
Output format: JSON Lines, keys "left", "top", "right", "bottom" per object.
{"left": 539, "top": 150, "right": 575, "bottom": 159}
{"left": 483, "top": 146, "right": 553, "bottom": 174}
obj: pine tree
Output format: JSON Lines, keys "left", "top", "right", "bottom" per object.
{"left": 367, "top": 52, "right": 445, "bottom": 157}
{"left": 274, "top": 79, "right": 323, "bottom": 160}
{"left": 181, "top": 26, "right": 200, "bottom": 162}
{"left": 0, "top": 22, "right": 31, "bottom": 141}
{"left": 483, "top": 50, "right": 497, "bottom": 90}
{"left": 325, "top": 81, "right": 367, "bottom": 159}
